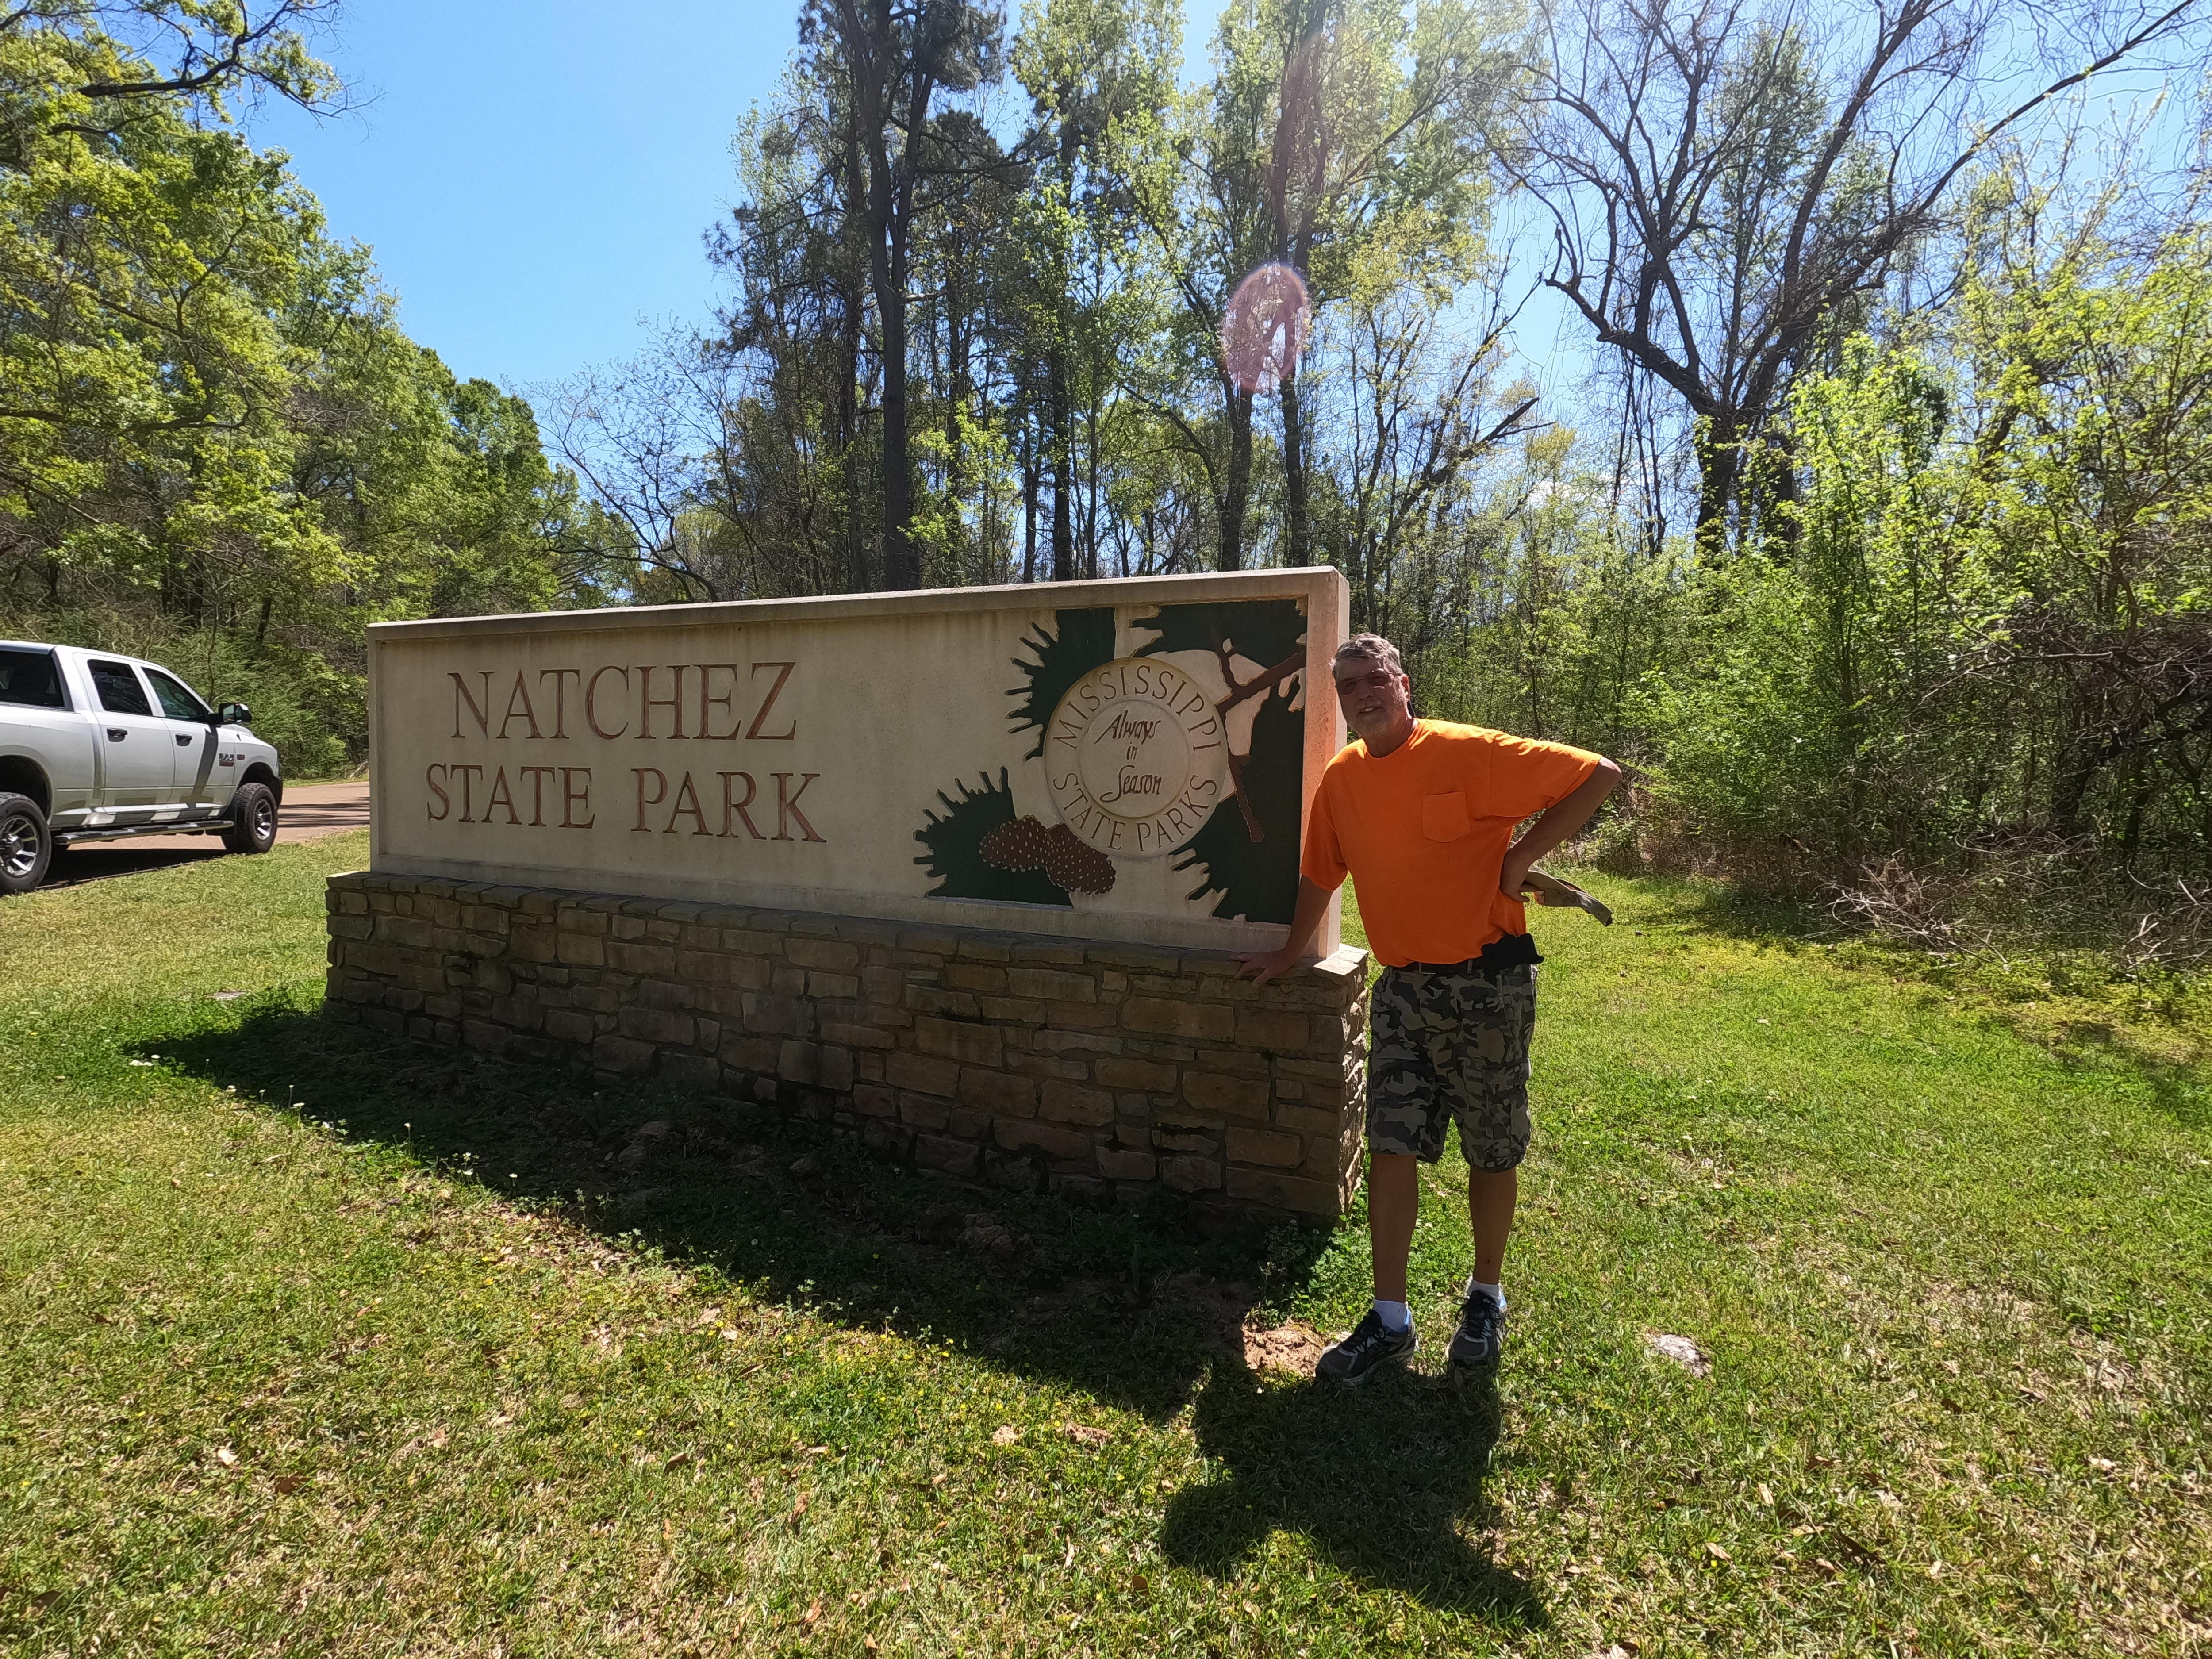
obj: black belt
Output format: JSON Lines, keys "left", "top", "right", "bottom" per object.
{"left": 1392, "top": 933, "right": 1543, "bottom": 975}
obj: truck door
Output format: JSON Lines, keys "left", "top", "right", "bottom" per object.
{"left": 84, "top": 658, "right": 175, "bottom": 813}
{"left": 144, "top": 667, "right": 223, "bottom": 810}
{"left": 0, "top": 646, "right": 98, "bottom": 830}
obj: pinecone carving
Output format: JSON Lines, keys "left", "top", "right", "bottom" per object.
{"left": 1041, "top": 825, "right": 1115, "bottom": 894}
{"left": 979, "top": 815, "right": 1116, "bottom": 895}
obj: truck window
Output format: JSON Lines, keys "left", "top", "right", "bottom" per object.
{"left": 88, "top": 659, "right": 154, "bottom": 716}
{"left": 146, "top": 668, "right": 211, "bottom": 722}
{"left": 0, "top": 647, "right": 65, "bottom": 708}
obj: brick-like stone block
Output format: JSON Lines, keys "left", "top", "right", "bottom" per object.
{"left": 1159, "top": 1154, "right": 1222, "bottom": 1192}
{"left": 944, "top": 962, "right": 1007, "bottom": 993}
{"left": 778, "top": 1040, "right": 827, "bottom": 1085}
{"left": 1098, "top": 1147, "right": 1157, "bottom": 1181}
{"left": 1099, "top": 1055, "right": 1183, "bottom": 1093}
{"left": 1184, "top": 1070, "right": 1270, "bottom": 1120}
{"left": 379, "top": 915, "right": 436, "bottom": 951}
{"left": 1226, "top": 1166, "right": 1338, "bottom": 1215}
{"left": 1152, "top": 1125, "right": 1220, "bottom": 1154}
{"left": 555, "top": 932, "right": 606, "bottom": 967}
{"left": 1272, "top": 1103, "right": 1345, "bottom": 1139}
{"left": 719, "top": 1035, "right": 781, "bottom": 1075}
{"left": 887, "top": 1049, "right": 961, "bottom": 1098}
{"left": 618, "top": 1005, "right": 695, "bottom": 1047}
{"left": 960, "top": 1066, "right": 1038, "bottom": 1117}
{"left": 1006, "top": 1051, "right": 1088, "bottom": 1083}
{"left": 1031, "top": 1027, "right": 1121, "bottom": 1056}
{"left": 906, "top": 985, "right": 980, "bottom": 1018}
{"left": 788, "top": 937, "right": 861, "bottom": 973}
{"left": 608, "top": 941, "right": 677, "bottom": 975}
{"left": 1006, "top": 966, "right": 1095, "bottom": 1003}
{"left": 995, "top": 1119, "right": 1091, "bottom": 1161}
{"left": 1226, "top": 1127, "right": 1303, "bottom": 1168}
{"left": 1124, "top": 997, "right": 1235, "bottom": 1042}
{"left": 914, "top": 1016, "right": 1003, "bottom": 1068}
{"left": 1040, "top": 1079, "right": 1115, "bottom": 1127}
{"left": 544, "top": 1008, "right": 595, "bottom": 1046}
{"left": 1234, "top": 1009, "right": 1312, "bottom": 1052}
{"left": 744, "top": 993, "right": 808, "bottom": 1037}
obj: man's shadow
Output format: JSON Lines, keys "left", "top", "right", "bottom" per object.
{"left": 1161, "top": 1357, "right": 1546, "bottom": 1624}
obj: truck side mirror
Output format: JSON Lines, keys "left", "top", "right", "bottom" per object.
{"left": 218, "top": 702, "right": 252, "bottom": 727}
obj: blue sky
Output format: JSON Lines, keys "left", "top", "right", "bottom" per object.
{"left": 250, "top": 0, "right": 804, "bottom": 392}
{"left": 248, "top": 3, "right": 2189, "bottom": 418}
{"left": 250, "top": 0, "right": 1237, "bottom": 396}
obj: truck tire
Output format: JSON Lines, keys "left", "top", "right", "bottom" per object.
{"left": 0, "top": 792, "right": 52, "bottom": 895}
{"left": 220, "top": 781, "right": 279, "bottom": 855}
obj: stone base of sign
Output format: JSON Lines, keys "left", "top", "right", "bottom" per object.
{"left": 323, "top": 871, "right": 1371, "bottom": 1221}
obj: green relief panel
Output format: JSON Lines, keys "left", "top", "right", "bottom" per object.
{"left": 1133, "top": 599, "right": 1309, "bottom": 926}
{"left": 1007, "top": 608, "right": 1117, "bottom": 759}
{"left": 914, "top": 597, "right": 1309, "bottom": 926}
{"left": 913, "top": 768, "right": 1074, "bottom": 907}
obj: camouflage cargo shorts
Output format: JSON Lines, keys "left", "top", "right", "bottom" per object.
{"left": 1367, "top": 963, "right": 1537, "bottom": 1171}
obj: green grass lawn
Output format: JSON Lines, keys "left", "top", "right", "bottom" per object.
{"left": 2, "top": 837, "right": 2207, "bottom": 1656}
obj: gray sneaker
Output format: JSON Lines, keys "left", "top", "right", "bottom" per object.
{"left": 1317, "top": 1310, "right": 1419, "bottom": 1384}
{"left": 1446, "top": 1290, "right": 1508, "bottom": 1372}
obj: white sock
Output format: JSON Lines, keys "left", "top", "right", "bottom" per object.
{"left": 1465, "top": 1277, "right": 1505, "bottom": 1310}
{"left": 1372, "top": 1299, "right": 1411, "bottom": 1333}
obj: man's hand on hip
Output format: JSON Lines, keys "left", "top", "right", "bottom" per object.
{"left": 1499, "top": 845, "right": 1538, "bottom": 901}
{"left": 1499, "top": 758, "right": 1623, "bottom": 898}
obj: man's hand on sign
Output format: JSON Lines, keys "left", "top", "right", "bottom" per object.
{"left": 1234, "top": 948, "right": 1298, "bottom": 988}
{"left": 1237, "top": 875, "right": 1336, "bottom": 988}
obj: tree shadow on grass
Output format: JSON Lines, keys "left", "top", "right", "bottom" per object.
{"left": 1162, "top": 1359, "right": 1546, "bottom": 1624}
{"left": 151, "top": 998, "right": 1552, "bottom": 1622}
{"left": 157, "top": 1001, "right": 1297, "bottom": 1419}
{"left": 1594, "top": 870, "right": 1825, "bottom": 948}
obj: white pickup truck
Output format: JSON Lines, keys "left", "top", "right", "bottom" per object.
{"left": 0, "top": 640, "right": 284, "bottom": 894}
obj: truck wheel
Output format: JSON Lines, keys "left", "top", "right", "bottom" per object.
{"left": 0, "top": 792, "right": 52, "bottom": 895}
{"left": 221, "top": 781, "right": 279, "bottom": 855}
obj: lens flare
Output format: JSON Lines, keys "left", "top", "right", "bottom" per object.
{"left": 1221, "top": 262, "right": 1311, "bottom": 396}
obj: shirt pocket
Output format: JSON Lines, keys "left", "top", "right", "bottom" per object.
{"left": 1421, "top": 791, "right": 1471, "bottom": 842}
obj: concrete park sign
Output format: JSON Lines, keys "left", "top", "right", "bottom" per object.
{"left": 334, "top": 570, "right": 1371, "bottom": 1221}
{"left": 367, "top": 569, "right": 1347, "bottom": 952}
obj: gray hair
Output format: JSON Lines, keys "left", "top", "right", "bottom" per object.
{"left": 1333, "top": 633, "right": 1404, "bottom": 677}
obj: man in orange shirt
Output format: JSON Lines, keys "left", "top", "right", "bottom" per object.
{"left": 1239, "top": 633, "right": 1621, "bottom": 1383}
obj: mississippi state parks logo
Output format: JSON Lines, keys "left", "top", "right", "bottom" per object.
{"left": 1042, "top": 658, "right": 1228, "bottom": 859}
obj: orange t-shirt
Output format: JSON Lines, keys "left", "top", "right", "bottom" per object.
{"left": 1301, "top": 720, "right": 1601, "bottom": 968}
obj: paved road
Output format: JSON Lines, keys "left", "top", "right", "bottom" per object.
{"left": 44, "top": 779, "right": 371, "bottom": 887}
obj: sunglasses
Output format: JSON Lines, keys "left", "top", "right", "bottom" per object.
{"left": 1332, "top": 669, "right": 1400, "bottom": 696}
